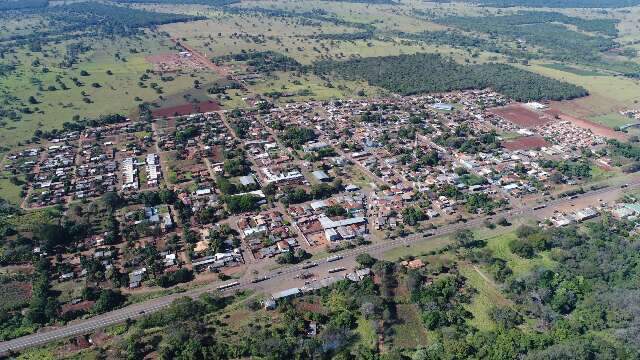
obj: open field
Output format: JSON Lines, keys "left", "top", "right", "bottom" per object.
{"left": 523, "top": 62, "right": 640, "bottom": 123}
{"left": 459, "top": 263, "right": 512, "bottom": 332}
{"left": 390, "top": 304, "right": 429, "bottom": 350}
{"left": 249, "top": 71, "right": 386, "bottom": 102}
{"left": 0, "top": 281, "right": 32, "bottom": 312}
{"left": 590, "top": 112, "right": 636, "bottom": 128}
{"left": 485, "top": 231, "right": 556, "bottom": 277}
{"left": 545, "top": 108, "right": 627, "bottom": 140}
{"left": 382, "top": 233, "right": 452, "bottom": 261}
{"left": 152, "top": 100, "right": 221, "bottom": 118}
{"left": 540, "top": 63, "right": 606, "bottom": 76}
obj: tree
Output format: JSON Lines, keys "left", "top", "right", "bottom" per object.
{"left": 93, "top": 289, "right": 125, "bottom": 314}
{"left": 356, "top": 253, "right": 376, "bottom": 268}
{"left": 277, "top": 251, "right": 296, "bottom": 264}
{"left": 102, "top": 191, "right": 123, "bottom": 211}
{"left": 509, "top": 239, "right": 535, "bottom": 258}
{"left": 489, "top": 306, "right": 523, "bottom": 329}
{"left": 36, "top": 223, "right": 70, "bottom": 252}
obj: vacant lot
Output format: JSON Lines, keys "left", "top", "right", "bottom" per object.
{"left": 502, "top": 135, "right": 549, "bottom": 151}
{"left": 459, "top": 263, "right": 512, "bottom": 332}
{"left": 152, "top": 100, "right": 221, "bottom": 118}
{"left": 0, "top": 281, "right": 32, "bottom": 311}
{"left": 490, "top": 104, "right": 551, "bottom": 128}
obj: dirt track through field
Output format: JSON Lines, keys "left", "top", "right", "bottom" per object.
{"left": 170, "top": 38, "right": 231, "bottom": 77}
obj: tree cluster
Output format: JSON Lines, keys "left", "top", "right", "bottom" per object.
{"left": 315, "top": 53, "right": 588, "bottom": 102}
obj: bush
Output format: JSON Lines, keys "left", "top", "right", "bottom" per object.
{"left": 509, "top": 239, "right": 535, "bottom": 258}
{"left": 489, "top": 306, "right": 523, "bottom": 329}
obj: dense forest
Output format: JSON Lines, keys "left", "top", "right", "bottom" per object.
{"left": 436, "top": 11, "right": 619, "bottom": 37}
{"left": 315, "top": 53, "right": 588, "bottom": 101}
{"left": 48, "top": 3, "right": 204, "bottom": 34}
{"left": 434, "top": 12, "right": 618, "bottom": 62}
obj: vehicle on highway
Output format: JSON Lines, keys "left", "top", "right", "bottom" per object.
{"left": 251, "top": 276, "right": 269, "bottom": 283}
{"left": 217, "top": 281, "right": 240, "bottom": 290}
{"left": 326, "top": 255, "right": 343, "bottom": 263}
{"left": 328, "top": 267, "right": 346, "bottom": 273}
{"left": 300, "top": 262, "right": 318, "bottom": 269}
{"left": 622, "top": 184, "right": 629, "bottom": 188}
{"left": 295, "top": 272, "right": 314, "bottom": 279}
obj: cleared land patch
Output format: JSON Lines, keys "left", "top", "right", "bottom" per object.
{"left": 151, "top": 100, "right": 221, "bottom": 118}
{"left": 489, "top": 104, "right": 551, "bottom": 128}
{"left": 502, "top": 135, "right": 550, "bottom": 150}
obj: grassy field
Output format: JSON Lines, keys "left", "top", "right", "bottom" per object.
{"left": 590, "top": 164, "right": 619, "bottom": 183}
{"left": 485, "top": 231, "right": 556, "bottom": 277}
{"left": 0, "top": 177, "right": 24, "bottom": 205}
{"left": 250, "top": 71, "right": 386, "bottom": 101}
{"left": 356, "top": 316, "right": 378, "bottom": 349}
{"left": 540, "top": 63, "right": 606, "bottom": 77}
{"left": 390, "top": 304, "right": 430, "bottom": 350}
{"left": 157, "top": 4, "right": 503, "bottom": 67}
{"left": 382, "top": 233, "right": 452, "bottom": 261}
{"left": 590, "top": 112, "right": 636, "bottom": 128}
{"left": 1, "top": 206, "right": 62, "bottom": 233}
{"left": 459, "top": 263, "right": 512, "bottom": 332}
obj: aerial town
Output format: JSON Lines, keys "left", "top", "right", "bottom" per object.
{"left": 6, "top": 1, "right": 640, "bottom": 357}
{"left": 4, "top": 88, "right": 636, "bottom": 307}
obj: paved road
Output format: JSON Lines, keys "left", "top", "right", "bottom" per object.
{"left": 1, "top": 179, "right": 639, "bottom": 355}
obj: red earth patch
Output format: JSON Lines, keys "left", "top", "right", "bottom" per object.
{"left": 502, "top": 135, "right": 550, "bottom": 151}
{"left": 489, "top": 103, "right": 551, "bottom": 128}
{"left": 152, "top": 100, "right": 221, "bottom": 118}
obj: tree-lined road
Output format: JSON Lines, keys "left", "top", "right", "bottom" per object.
{"left": 1, "top": 178, "right": 639, "bottom": 355}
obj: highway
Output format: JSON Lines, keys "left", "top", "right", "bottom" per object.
{"left": 1, "top": 178, "right": 639, "bottom": 355}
